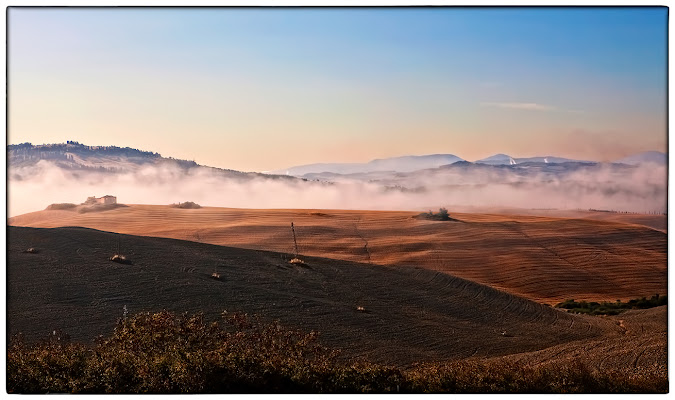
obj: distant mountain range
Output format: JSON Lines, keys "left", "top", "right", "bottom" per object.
{"left": 8, "top": 142, "right": 666, "bottom": 181}
{"left": 275, "top": 151, "right": 665, "bottom": 177}
{"left": 615, "top": 151, "right": 667, "bottom": 165}
{"left": 270, "top": 154, "right": 465, "bottom": 176}
{"left": 474, "top": 154, "right": 588, "bottom": 166}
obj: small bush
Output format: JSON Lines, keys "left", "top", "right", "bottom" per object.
{"left": 170, "top": 202, "right": 201, "bottom": 209}
{"left": 415, "top": 208, "right": 453, "bottom": 221}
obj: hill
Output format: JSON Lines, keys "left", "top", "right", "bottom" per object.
{"left": 8, "top": 141, "right": 293, "bottom": 180}
{"left": 8, "top": 226, "right": 622, "bottom": 367}
{"left": 474, "top": 154, "right": 586, "bottom": 165}
{"left": 615, "top": 151, "right": 667, "bottom": 165}
{"left": 9, "top": 206, "right": 667, "bottom": 305}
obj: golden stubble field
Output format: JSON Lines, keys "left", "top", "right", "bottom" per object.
{"left": 9, "top": 205, "right": 667, "bottom": 305}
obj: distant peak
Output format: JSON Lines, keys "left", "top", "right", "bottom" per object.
{"left": 477, "top": 153, "right": 512, "bottom": 162}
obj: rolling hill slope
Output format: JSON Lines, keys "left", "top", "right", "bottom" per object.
{"left": 9, "top": 206, "right": 667, "bottom": 304}
{"left": 8, "top": 226, "right": 619, "bottom": 367}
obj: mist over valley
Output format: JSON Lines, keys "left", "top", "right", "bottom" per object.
{"left": 8, "top": 142, "right": 667, "bottom": 217}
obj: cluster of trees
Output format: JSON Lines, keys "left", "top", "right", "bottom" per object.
{"left": 8, "top": 142, "right": 161, "bottom": 160}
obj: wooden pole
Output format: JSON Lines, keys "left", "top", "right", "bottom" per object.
{"left": 291, "top": 222, "right": 299, "bottom": 258}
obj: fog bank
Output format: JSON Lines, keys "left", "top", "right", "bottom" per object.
{"left": 8, "top": 160, "right": 667, "bottom": 217}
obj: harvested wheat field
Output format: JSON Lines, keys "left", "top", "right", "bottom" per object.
{"left": 9, "top": 205, "right": 667, "bottom": 304}
{"left": 8, "top": 226, "right": 632, "bottom": 367}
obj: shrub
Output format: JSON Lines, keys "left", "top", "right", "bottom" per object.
{"left": 170, "top": 202, "right": 201, "bottom": 209}
{"left": 416, "top": 208, "right": 453, "bottom": 221}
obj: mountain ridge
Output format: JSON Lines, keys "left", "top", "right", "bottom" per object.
{"left": 271, "top": 153, "right": 465, "bottom": 176}
{"left": 9, "top": 142, "right": 666, "bottom": 176}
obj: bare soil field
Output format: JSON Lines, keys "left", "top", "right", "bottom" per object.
{"left": 9, "top": 205, "right": 667, "bottom": 304}
{"left": 501, "top": 306, "right": 667, "bottom": 379}
{"left": 8, "top": 226, "right": 627, "bottom": 367}
{"left": 453, "top": 206, "right": 668, "bottom": 232}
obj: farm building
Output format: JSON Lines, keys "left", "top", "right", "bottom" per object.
{"left": 84, "top": 195, "right": 117, "bottom": 205}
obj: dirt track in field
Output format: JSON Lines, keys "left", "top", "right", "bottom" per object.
{"left": 9, "top": 226, "right": 626, "bottom": 367}
{"left": 9, "top": 205, "right": 667, "bottom": 304}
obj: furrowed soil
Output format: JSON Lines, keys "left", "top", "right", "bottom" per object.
{"left": 9, "top": 205, "right": 667, "bottom": 304}
{"left": 502, "top": 306, "right": 667, "bottom": 379}
{"left": 9, "top": 225, "right": 626, "bottom": 367}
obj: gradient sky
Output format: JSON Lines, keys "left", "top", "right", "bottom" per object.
{"left": 8, "top": 7, "right": 667, "bottom": 172}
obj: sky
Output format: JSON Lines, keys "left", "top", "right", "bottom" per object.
{"left": 8, "top": 7, "right": 667, "bottom": 172}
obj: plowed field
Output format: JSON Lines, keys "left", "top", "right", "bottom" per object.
{"left": 9, "top": 205, "right": 667, "bottom": 304}
{"left": 502, "top": 306, "right": 667, "bottom": 379}
{"left": 9, "top": 226, "right": 623, "bottom": 367}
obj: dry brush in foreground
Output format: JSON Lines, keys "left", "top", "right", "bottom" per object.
{"left": 7, "top": 311, "right": 667, "bottom": 394}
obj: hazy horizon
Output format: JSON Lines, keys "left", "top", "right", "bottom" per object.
{"left": 8, "top": 139, "right": 668, "bottom": 173}
{"left": 8, "top": 7, "right": 667, "bottom": 172}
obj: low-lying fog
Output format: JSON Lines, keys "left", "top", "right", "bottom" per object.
{"left": 8, "top": 160, "right": 667, "bottom": 217}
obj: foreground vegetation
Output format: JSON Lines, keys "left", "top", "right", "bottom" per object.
{"left": 556, "top": 295, "right": 667, "bottom": 316}
{"left": 7, "top": 311, "right": 666, "bottom": 394}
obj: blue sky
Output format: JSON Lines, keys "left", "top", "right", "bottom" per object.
{"left": 8, "top": 7, "right": 667, "bottom": 171}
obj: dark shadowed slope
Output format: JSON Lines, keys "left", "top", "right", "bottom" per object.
{"left": 8, "top": 226, "right": 618, "bottom": 367}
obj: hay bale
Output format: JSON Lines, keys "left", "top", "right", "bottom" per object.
{"left": 110, "top": 254, "right": 132, "bottom": 265}
{"left": 289, "top": 257, "right": 306, "bottom": 266}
